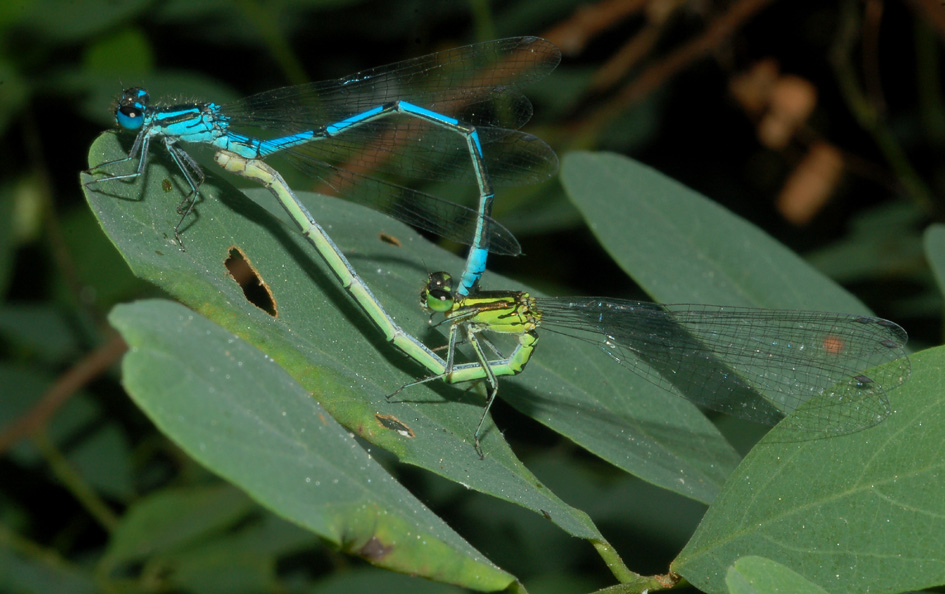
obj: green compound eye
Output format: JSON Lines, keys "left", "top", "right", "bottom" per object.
{"left": 423, "top": 272, "right": 454, "bottom": 312}
{"left": 426, "top": 290, "right": 453, "bottom": 313}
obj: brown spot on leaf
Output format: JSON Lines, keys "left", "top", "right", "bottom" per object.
{"left": 360, "top": 536, "right": 394, "bottom": 560}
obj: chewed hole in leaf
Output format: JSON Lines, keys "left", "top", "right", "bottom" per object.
{"left": 225, "top": 247, "right": 277, "bottom": 317}
{"left": 375, "top": 413, "right": 415, "bottom": 438}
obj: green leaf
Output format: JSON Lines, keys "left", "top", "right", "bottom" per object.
{"left": 0, "top": 537, "right": 97, "bottom": 594}
{"left": 82, "top": 27, "right": 154, "bottom": 77}
{"left": 806, "top": 201, "right": 923, "bottom": 285}
{"left": 18, "top": 0, "right": 151, "bottom": 42}
{"left": 82, "top": 132, "right": 738, "bottom": 512}
{"left": 725, "top": 556, "right": 829, "bottom": 594}
{"left": 561, "top": 151, "right": 873, "bottom": 313}
{"left": 673, "top": 346, "right": 945, "bottom": 594}
{"left": 102, "top": 483, "right": 255, "bottom": 572}
{"left": 0, "top": 305, "right": 82, "bottom": 364}
{"left": 170, "top": 549, "right": 275, "bottom": 594}
{"left": 81, "top": 132, "right": 618, "bottom": 543}
{"left": 923, "top": 223, "right": 945, "bottom": 299}
{"left": 0, "top": 363, "right": 134, "bottom": 501}
{"left": 156, "top": 513, "right": 320, "bottom": 594}
{"left": 559, "top": 150, "right": 918, "bottom": 491}
{"left": 59, "top": 207, "right": 146, "bottom": 308}
{"left": 108, "top": 299, "right": 516, "bottom": 590}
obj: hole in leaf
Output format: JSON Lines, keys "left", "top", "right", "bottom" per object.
{"left": 225, "top": 247, "right": 277, "bottom": 317}
{"left": 375, "top": 413, "right": 415, "bottom": 438}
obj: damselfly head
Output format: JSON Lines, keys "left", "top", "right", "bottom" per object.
{"left": 421, "top": 272, "right": 455, "bottom": 313}
{"left": 115, "top": 87, "right": 150, "bottom": 131}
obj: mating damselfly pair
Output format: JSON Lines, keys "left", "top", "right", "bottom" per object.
{"left": 83, "top": 36, "right": 910, "bottom": 456}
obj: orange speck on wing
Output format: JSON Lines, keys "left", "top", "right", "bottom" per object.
{"left": 822, "top": 335, "right": 845, "bottom": 355}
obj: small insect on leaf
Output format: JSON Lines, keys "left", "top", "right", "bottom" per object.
{"left": 378, "top": 232, "right": 402, "bottom": 247}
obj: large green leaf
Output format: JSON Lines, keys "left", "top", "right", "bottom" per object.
{"left": 108, "top": 299, "right": 515, "bottom": 590}
{"left": 560, "top": 151, "right": 915, "bottom": 441}
{"left": 673, "top": 346, "right": 945, "bottom": 593}
{"left": 562, "top": 152, "right": 940, "bottom": 593}
{"left": 84, "top": 132, "right": 718, "bottom": 590}
{"left": 81, "top": 132, "right": 602, "bottom": 527}
{"left": 560, "top": 150, "right": 914, "bottom": 482}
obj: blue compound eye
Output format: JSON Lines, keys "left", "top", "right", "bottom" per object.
{"left": 116, "top": 104, "right": 145, "bottom": 130}
{"left": 115, "top": 88, "right": 149, "bottom": 130}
